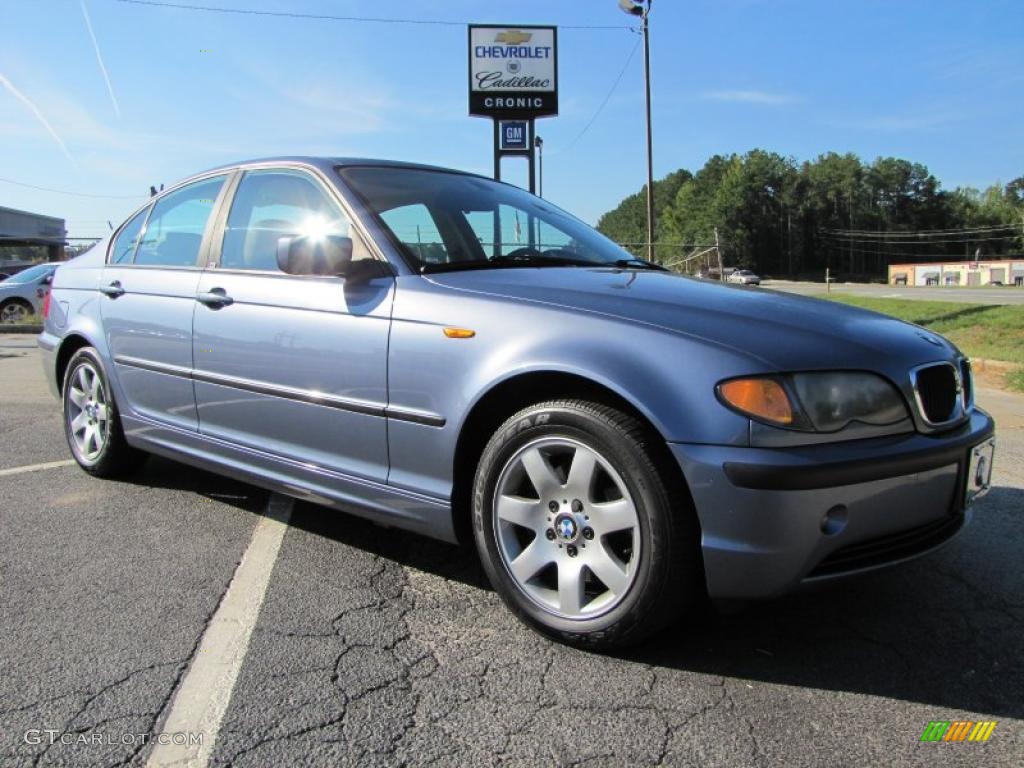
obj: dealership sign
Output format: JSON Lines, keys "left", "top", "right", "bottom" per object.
{"left": 468, "top": 25, "right": 558, "bottom": 118}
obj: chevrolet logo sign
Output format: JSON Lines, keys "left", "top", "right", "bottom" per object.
{"left": 495, "top": 30, "right": 532, "bottom": 44}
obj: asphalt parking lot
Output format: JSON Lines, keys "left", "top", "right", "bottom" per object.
{"left": 1, "top": 333, "right": 1022, "bottom": 767}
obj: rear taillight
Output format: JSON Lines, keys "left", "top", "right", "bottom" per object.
{"left": 41, "top": 290, "right": 51, "bottom": 319}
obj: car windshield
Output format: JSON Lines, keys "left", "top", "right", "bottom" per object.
{"left": 1, "top": 264, "right": 51, "bottom": 284}
{"left": 339, "top": 166, "right": 645, "bottom": 273}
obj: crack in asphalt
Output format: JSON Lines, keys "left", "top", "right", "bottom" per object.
{"left": 936, "top": 566, "right": 1024, "bottom": 620}
{"left": 207, "top": 528, "right": 792, "bottom": 768}
{"left": 28, "top": 660, "right": 184, "bottom": 768}
{"left": 194, "top": 493, "right": 1024, "bottom": 767}
{"left": 5, "top": 440, "right": 1023, "bottom": 768}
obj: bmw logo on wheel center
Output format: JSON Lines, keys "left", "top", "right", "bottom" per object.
{"left": 553, "top": 513, "right": 579, "bottom": 542}
{"left": 468, "top": 25, "right": 558, "bottom": 118}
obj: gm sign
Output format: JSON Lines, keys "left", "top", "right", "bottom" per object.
{"left": 468, "top": 25, "right": 558, "bottom": 118}
{"left": 499, "top": 120, "right": 529, "bottom": 151}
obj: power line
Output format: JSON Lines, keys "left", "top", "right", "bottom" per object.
{"left": 549, "top": 35, "right": 642, "bottom": 156}
{"left": 0, "top": 177, "right": 142, "bottom": 200}
{"left": 115, "top": 0, "right": 634, "bottom": 29}
{"left": 821, "top": 223, "right": 1019, "bottom": 237}
{"left": 824, "top": 244, "right": 1024, "bottom": 260}
{"left": 820, "top": 233, "right": 1019, "bottom": 246}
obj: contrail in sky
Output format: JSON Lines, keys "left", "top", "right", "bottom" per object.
{"left": 80, "top": 0, "right": 121, "bottom": 117}
{"left": 0, "top": 72, "right": 77, "bottom": 166}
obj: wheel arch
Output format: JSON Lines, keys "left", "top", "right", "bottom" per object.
{"left": 55, "top": 333, "right": 95, "bottom": 393}
{"left": 0, "top": 296, "right": 34, "bottom": 311}
{"left": 450, "top": 369, "right": 695, "bottom": 545}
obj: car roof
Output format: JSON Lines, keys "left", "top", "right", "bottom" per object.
{"left": 196, "top": 156, "right": 488, "bottom": 180}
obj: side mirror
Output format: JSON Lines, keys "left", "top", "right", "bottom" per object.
{"left": 40, "top": 273, "right": 54, "bottom": 286}
{"left": 276, "top": 234, "right": 353, "bottom": 276}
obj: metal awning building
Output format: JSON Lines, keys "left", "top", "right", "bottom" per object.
{"left": 0, "top": 205, "right": 66, "bottom": 261}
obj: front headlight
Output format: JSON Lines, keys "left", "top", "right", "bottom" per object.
{"left": 717, "top": 372, "right": 909, "bottom": 432}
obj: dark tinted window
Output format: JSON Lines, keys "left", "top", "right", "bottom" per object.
{"left": 339, "top": 166, "right": 632, "bottom": 271}
{"left": 110, "top": 207, "right": 148, "bottom": 264}
{"left": 221, "top": 169, "right": 366, "bottom": 271}
{"left": 134, "top": 176, "right": 225, "bottom": 267}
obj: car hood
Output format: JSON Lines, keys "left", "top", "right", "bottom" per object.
{"left": 424, "top": 267, "right": 959, "bottom": 372}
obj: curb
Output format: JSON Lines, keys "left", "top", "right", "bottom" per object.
{"left": 0, "top": 325, "right": 41, "bottom": 334}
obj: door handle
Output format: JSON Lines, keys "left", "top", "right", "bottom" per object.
{"left": 99, "top": 280, "right": 125, "bottom": 298}
{"left": 195, "top": 288, "right": 233, "bottom": 308}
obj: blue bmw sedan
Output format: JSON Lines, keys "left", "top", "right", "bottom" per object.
{"left": 39, "top": 158, "right": 996, "bottom": 648}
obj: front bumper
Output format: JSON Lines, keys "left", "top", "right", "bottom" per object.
{"left": 670, "top": 409, "right": 995, "bottom": 599}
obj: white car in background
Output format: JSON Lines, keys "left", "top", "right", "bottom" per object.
{"left": 728, "top": 269, "right": 761, "bottom": 285}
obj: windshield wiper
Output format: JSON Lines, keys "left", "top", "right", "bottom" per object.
{"left": 613, "top": 258, "right": 669, "bottom": 272}
{"left": 420, "top": 254, "right": 598, "bottom": 273}
{"left": 420, "top": 254, "right": 668, "bottom": 274}
{"left": 490, "top": 253, "right": 597, "bottom": 268}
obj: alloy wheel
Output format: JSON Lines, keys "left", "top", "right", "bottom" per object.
{"left": 66, "top": 362, "right": 111, "bottom": 462}
{"left": 0, "top": 303, "right": 28, "bottom": 323}
{"left": 492, "top": 436, "right": 642, "bottom": 619}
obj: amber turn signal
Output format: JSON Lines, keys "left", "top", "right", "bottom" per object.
{"left": 443, "top": 327, "right": 476, "bottom": 339}
{"left": 718, "top": 378, "right": 793, "bottom": 425}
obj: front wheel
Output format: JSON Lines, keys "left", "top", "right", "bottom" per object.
{"left": 472, "top": 399, "right": 702, "bottom": 649}
{"left": 63, "top": 347, "right": 145, "bottom": 477}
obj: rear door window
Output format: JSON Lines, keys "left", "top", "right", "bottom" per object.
{"left": 109, "top": 207, "right": 149, "bottom": 264}
{"left": 133, "top": 176, "right": 226, "bottom": 267}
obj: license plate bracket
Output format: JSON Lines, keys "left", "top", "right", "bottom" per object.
{"left": 965, "top": 438, "right": 995, "bottom": 508}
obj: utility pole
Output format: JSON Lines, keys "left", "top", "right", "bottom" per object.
{"left": 714, "top": 227, "right": 724, "bottom": 281}
{"left": 641, "top": 5, "right": 655, "bottom": 263}
{"left": 620, "top": 0, "right": 655, "bottom": 263}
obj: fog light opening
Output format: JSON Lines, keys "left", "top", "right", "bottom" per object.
{"left": 821, "top": 505, "right": 848, "bottom": 536}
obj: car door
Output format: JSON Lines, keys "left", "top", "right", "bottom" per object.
{"left": 101, "top": 173, "right": 230, "bottom": 431}
{"left": 192, "top": 167, "right": 393, "bottom": 482}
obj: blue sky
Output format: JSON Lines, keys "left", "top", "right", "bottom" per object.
{"left": 1, "top": 0, "right": 1022, "bottom": 240}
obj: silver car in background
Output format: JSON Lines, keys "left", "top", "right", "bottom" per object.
{"left": 727, "top": 268, "right": 761, "bottom": 285}
{"left": 39, "top": 158, "right": 995, "bottom": 648}
{"left": 1, "top": 263, "right": 56, "bottom": 323}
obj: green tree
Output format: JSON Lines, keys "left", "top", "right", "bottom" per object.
{"left": 596, "top": 168, "right": 692, "bottom": 256}
{"left": 598, "top": 149, "right": 1023, "bottom": 277}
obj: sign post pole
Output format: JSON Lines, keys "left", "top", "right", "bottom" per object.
{"left": 527, "top": 119, "right": 536, "bottom": 194}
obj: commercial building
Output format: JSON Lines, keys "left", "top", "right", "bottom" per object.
{"left": 0, "top": 205, "right": 67, "bottom": 263}
{"left": 888, "top": 259, "right": 1024, "bottom": 287}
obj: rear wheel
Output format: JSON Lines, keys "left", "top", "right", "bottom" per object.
{"left": 0, "top": 299, "right": 32, "bottom": 324}
{"left": 63, "top": 347, "right": 145, "bottom": 477}
{"left": 472, "top": 399, "right": 702, "bottom": 649}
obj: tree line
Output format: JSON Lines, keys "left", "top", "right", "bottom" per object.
{"left": 596, "top": 150, "right": 1024, "bottom": 278}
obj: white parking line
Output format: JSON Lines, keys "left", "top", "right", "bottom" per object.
{"left": 0, "top": 459, "right": 75, "bottom": 477}
{"left": 147, "top": 493, "right": 294, "bottom": 768}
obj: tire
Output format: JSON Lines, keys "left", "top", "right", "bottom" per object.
{"left": 472, "top": 399, "right": 702, "bottom": 649}
{"left": 0, "top": 299, "right": 32, "bottom": 324}
{"left": 62, "top": 347, "right": 145, "bottom": 477}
